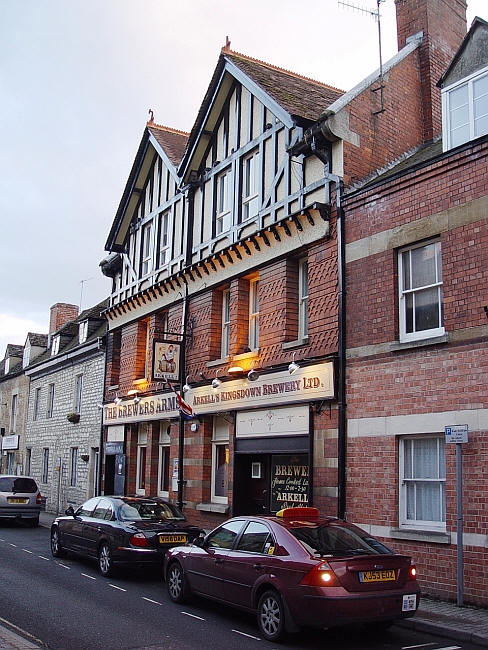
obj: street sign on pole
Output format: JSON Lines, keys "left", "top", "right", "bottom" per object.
{"left": 445, "top": 424, "right": 468, "bottom": 607}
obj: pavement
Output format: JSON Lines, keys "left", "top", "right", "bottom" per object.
{"left": 1, "top": 511, "right": 487, "bottom": 649}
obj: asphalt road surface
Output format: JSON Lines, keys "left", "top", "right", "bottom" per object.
{"left": 0, "top": 522, "right": 483, "bottom": 650}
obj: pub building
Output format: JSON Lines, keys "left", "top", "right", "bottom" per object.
{"left": 100, "top": 43, "right": 342, "bottom": 528}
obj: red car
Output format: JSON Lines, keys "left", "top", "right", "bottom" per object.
{"left": 164, "top": 507, "right": 420, "bottom": 642}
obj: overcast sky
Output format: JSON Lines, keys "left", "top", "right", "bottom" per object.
{"left": 1, "top": 0, "right": 484, "bottom": 357}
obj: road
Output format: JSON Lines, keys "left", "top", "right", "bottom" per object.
{"left": 0, "top": 522, "right": 483, "bottom": 650}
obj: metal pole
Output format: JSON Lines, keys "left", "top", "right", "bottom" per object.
{"left": 177, "top": 286, "right": 189, "bottom": 512}
{"left": 456, "top": 442, "right": 464, "bottom": 606}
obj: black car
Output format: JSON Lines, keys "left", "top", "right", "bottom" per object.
{"left": 50, "top": 495, "right": 203, "bottom": 577}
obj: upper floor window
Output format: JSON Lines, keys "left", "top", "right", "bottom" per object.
{"left": 242, "top": 150, "right": 259, "bottom": 221}
{"left": 10, "top": 394, "right": 18, "bottom": 433}
{"left": 298, "top": 258, "right": 309, "bottom": 339}
{"left": 4, "top": 358, "right": 10, "bottom": 375}
{"left": 74, "top": 374, "right": 83, "bottom": 415}
{"left": 249, "top": 278, "right": 259, "bottom": 350}
{"left": 33, "top": 387, "right": 41, "bottom": 421}
{"left": 399, "top": 435, "right": 446, "bottom": 532}
{"left": 158, "top": 211, "right": 170, "bottom": 267}
{"left": 443, "top": 67, "right": 488, "bottom": 150}
{"left": 221, "top": 289, "right": 231, "bottom": 358}
{"left": 398, "top": 240, "right": 444, "bottom": 343}
{"left": 79, "top": 321, "right": 88, "bottom": 344}
{"left": 141, "top": 222, "right": 153, "bottom": 276}
{"left": 216, "top": 169, "right": 231, "bottom": 235}
{"left": 47, "top": 383, "right": 55, "bottom": 418}
{"left": 51, "top": 335, "right": 60, "bottom": 356}
{"left": 22, "top": 345, "right": 30, "bottom": 369}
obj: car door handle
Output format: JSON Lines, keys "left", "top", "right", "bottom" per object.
{"left": 214, "top": 558, "right": 224, "bottom": 564}
{"left": 253, "top": 563, "right": 264, "bottom": 570}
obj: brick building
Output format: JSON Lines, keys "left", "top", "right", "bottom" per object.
{"left": 24, "top": 302, "right": 107, "bottom": 513}
{"left": 100, "top": 0, "right": 487, "bottom": 604}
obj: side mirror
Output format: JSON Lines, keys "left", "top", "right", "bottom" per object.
{"left": 65, "top": 505, "right": 75, "bottom": 517}
{"left": 193, "top": 535, "right": 205, "bottom": 548}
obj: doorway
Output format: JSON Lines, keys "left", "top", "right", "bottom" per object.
{"left": 233, "top": 455, "right": 270, "bottom": 515}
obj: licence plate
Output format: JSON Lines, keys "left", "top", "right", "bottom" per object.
{"left": 159, "top": 534, "right": 187, "bottom": 544}
{"left": 359, "top": 569, "right": 396, "bottom": 583}
{"left": 8, "top": 498, "right": 28, "bottom": 504}
{"left": 402, "top": 594, "right": 417, "bottom": 611}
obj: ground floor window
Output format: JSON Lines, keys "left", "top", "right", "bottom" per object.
{"left": 399, "top": 435, "right": 446, "bottom": 531}
{"left": 25, "top": 448, "right": 32, "bottom": 476}
{"left": 42, "top": 448, "right": 49, "bottom": 484}
{"left": 70, "top": 447, "right": 78, "bottom": 487}
{"left": 212, "top": 417, "right": 229, "bottom": 504}
{"left": 158, "top": 422, "right": 171, "bottom": 497}
{"left": 136, "top": 425, "right": 148, "bottom": 495}
{"left": 7, "top": 452, "right": 15, "bottom": 474}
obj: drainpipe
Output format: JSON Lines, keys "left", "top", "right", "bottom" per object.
{"left": 310, "top": 140, "right": 347, "bottom": 521}
{"left": 177, "top": 285, "right": 189, "bottom": 512}
{"left": 97, "top": 335, "right": 107, "bottom": 496}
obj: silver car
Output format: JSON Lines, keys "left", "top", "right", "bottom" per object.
{"left": 0, "top": 475, "right": 42, "bottom": 527}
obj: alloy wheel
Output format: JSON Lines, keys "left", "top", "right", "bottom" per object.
{"left": 258, "top": 590, "right": 284, "bottom": 641}
{"left": 98, "top": 543, "right": 113, "bottom": 577}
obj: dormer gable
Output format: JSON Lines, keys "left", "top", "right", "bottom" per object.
{"left": 23, "top": 333, "right": 48, "bottom": 368}
{"left": 3, "top": 344, "right": 23, "bottom": 375}
{"left": 439, "top": 17, "right": 488, "bottom": 151}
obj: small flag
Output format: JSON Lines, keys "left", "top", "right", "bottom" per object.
{"left": 165, "top": 379, "right": 194, "bottom": 418}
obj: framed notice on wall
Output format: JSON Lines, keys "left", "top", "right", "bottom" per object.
{"left": 152, "top": 340, "right": 181, "bottom": 382}
{"left": 270, "top": 454, "right": 310, "bottom": 513}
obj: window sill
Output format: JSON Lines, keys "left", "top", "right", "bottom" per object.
{"left": 207, "top": 357, "right": 230, "bottom": 368}
{"left": 282, "top": 337, "right": 309, "bottom": 351}
{"left": 233, "top": 350, "right": 260, "bottom": 361}
{"left": 390, "top": 528, "right": 450, "bottom": 544}
{"left": 391, "top": 333, "right": 448, "bottom": 353}
{"left": 196, "top": 502, "right": 229, "bottom": 514}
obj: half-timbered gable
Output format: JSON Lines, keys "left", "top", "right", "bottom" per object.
{"left": 104, "top": 124, "right": 189, "bottom": 307}
{"left": 180, "top": 48, "right": 343, "bottom": 262}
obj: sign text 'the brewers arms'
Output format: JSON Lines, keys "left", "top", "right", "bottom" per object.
{"left": 103, "top": 362, "right": 334, "bottom": 425}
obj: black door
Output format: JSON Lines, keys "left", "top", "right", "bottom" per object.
{"left": 113, "top": 454, "right": 126, "bottom": 495}
{"left": 233, "top": 455, "right": 269, "bottom": 515}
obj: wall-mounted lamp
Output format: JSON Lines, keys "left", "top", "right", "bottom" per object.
{"left": 182, "top": 375, "right": 191, "bottom": 393}
{"left": 114, "top": 394, "right": 122, "bottom": 406}
{"left": 212, "top": 369, "right": 222, "bottom": 389}
{"left": 247, "top": 362, "right": 259, "bottom": 382}
{"left": 133, "top": 395, "right": 141, "bottom": 405}
{"left": 199, "top": 371, "right": 208, "bottom": 380}
{"left": 97, "top": 403, "right": 104, "bottom": 410}
{"left": 288, "top": 352, "right": 300, "bottom": 375}
{"left": 80, "top": 454, "right": 90, "bottom": 463}
{"left": 228, "top": 365, "right": 244, "bottom": 375}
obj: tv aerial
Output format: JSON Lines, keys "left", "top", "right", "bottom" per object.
{"left": 338, "top": 0, "right": 386, "bottom": 113}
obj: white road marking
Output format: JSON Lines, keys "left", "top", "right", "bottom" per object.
{"left": 38, "top": 555, "right": 50, "bottom": 561}
{"left": 8, "top": 543, "right": 17, "bottom": 547}
{"left": 22, "top": 549, "right": 33, "bottom": 554}
{"left": 81, "top": 573, "right": 96, "bottom": 580}
{"left": 57, "top": 563, "right": 70, "bottom": 569}
{"left": 109, "top": 584, "right": 126, "bottom": 591}
{"left": 402, "top": 644, "right": 437, "bottom": 649}
{"left": 435, "top": 647, "right": 461, "bottom": 650}
{"left": 232, "top": 629, "right": 261, "bottom": 640}
{"left": 0, "top": 538, "right": 5, "bottom": 542}
{"left": 142, "top": 597, "right": 162, "bottom": 605}
{"left": 181, "top": 611, "right": 205, "bottom": 621}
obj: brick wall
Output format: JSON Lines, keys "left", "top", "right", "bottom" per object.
{"left": 49, "top": 303, "right": 79, "bottom": 335}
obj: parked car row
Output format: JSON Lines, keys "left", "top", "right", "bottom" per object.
{"left": 1, "top": 479, "right": 420, "bottom": 643}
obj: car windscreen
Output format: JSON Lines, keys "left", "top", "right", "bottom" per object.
{"left": 118, "top": 500, "right": 185, "bottom": 522}
{"left": 0, "top": 477, "right": 38, "bottom": 494}
{"left": 289, "top": 523, "right": 394, "bottom": 557}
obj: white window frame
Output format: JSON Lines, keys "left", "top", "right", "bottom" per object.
{"left": 158, "top": 211, "right": 171, "bottom": 268}
{"left": 398, "top": 240, "right": 444, "bottom": 343}
{"left": 47, "top": 383, "right": 55, "bottom": 419}
{"left": 399, "top": 435, "right": 446, "bottom": 532}
{"left": 22, "top": 344, "right": 30, "bottom": 369}
{"left": 211, "top": 417, "right": 229, "bottom": 504}
{"left": 249, "top": 278, "right": 259, "bottom": 351}
{"left": 442, "top": 65, "right": 488, "bottom": 151}
{"left": 42, "top": 448, "right": 49, "bottom": 484}
{"left": 4, "top": 357, "right": 10, "bottom": 375}
{"left": 157, "top": 423, "right": 171, "bottom": 497}
{"left": 298, "top": 258, "right": 309, "bottom": 339}
{"left": 216, "top": 169, "right": 231, "bottom": 235}
{"left": 74, "top": 374, "right": 83, "bottom": 415}
{"left": 70, "top": 447, "right": 78, "bottom": 487}
{"left": 78, "top": 321, "right": 88, "bottom": 344}
{"left": 10, "top": 394, "right": 18, "bottom": 433}
{"left": 242, "top": 150, "right": 259, "bottom": 221}
{"left": 221, "top": 289, "right": 230, "bottom": 358}
{"left": 136, "top": 426, "right": 148, "bottom": 495}
{"left": 141, "top": 222, "right": 153, "bottom": 276}
{"left": 51, "top": 335, "right": 60, "bottom": 356}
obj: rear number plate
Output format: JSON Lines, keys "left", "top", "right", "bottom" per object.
{"left": 159, "top": 534, "right": 187, "bottom": 544}
{"left": 402, "top": 594, "right": 417, "bottom": 611}
{"left": 359, "top": 569, "right": 396, "bottom": 583}
{"left": 8, "top": 498, "right": 28, "bottom": 504}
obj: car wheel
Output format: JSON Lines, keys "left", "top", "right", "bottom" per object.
{"left": 28, "top": 516, "right": 39, "bottom": 528}
{"left": 51, "top": 527, "right": 66, "bottom": 557}
{"left": 167, "top": 562, "right": 190, "bottom": 603}
{"left": 257, "top": 589, "right": 286, "bottom": 642}
{"left": 98, "top": 542, "right": 115, "bottom": 577}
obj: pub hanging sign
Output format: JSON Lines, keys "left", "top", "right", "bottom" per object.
{"left": 152, "top": 340, "right": 181, "bottom": 382}
{"left": 270, "top": 454, "right": 310, "bottom": 513}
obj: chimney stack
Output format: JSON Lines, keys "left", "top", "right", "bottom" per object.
{"left": 395, "top": 0, "right": 467, "bottom": 141}
{"left": 49, "top": 303, "right": 79, "bottom": 334}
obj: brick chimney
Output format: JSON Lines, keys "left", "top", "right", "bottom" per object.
{"left": 49, "top": 303, "right": 79, "bottom": 334}
{"left": 395, "top": 0, "right": 467, "bottom": 141}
